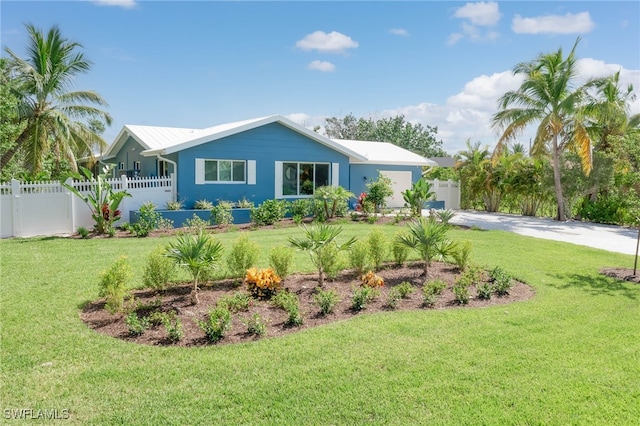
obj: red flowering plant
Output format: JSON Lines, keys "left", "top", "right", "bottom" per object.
{"left": 355, "top": 192, "right": 374, "bottom": 217}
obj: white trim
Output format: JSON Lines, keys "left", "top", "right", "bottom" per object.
{"left": 331, "top": 163, "right": 339, "bottom": 187}
{"left": 274, "top": 161, "right": 283, "bottom": 198}
{"left": 195, "top": 158, "right": 205, "bottom": 185}
{"left": 247, "top": 160, "right": 256, "bottom": 185}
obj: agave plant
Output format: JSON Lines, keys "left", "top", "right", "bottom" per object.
{"left": 165, "top": 232, "right": 223, "bottom": 304}
{"left": 395, "top": 217, "right": 457, "bottom": 277}
{"left": 288, "top": 223, "right": 356, "bottom": 287}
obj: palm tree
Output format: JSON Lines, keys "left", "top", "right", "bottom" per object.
{"left": 288, "top": 224, "right": 356, "bottom": 287}
{"left": 1, "top": 24, "right": 112, "bottom": 174}
{"left": 492, "top": 39, "right": 592, "bottom": 221}
{"left": 165, "top": 232, "right": 224, "bottom": 305}
{"left": 395, "top": 217, "right": 457, "bottom": 277}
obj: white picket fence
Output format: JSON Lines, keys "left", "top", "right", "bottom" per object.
{"left": 0, "top": 175, "right": 174, "bottom": 238}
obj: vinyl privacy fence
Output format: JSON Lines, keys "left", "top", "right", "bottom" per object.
{"left": 0, "top": 175, "right": 174, "bottom": 238}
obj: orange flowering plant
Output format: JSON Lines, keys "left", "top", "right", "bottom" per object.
{"left": 361, "top": 271, "right": 384, "bottom": 288}
{"left": 245, "top": 267, "right": 282, "bottom": 299}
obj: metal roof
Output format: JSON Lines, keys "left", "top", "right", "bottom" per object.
{"left": 330, "top": 139, "right": 437, "bottom": 166}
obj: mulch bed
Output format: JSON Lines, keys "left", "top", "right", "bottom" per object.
{"left": 80, "top": 261, "right": 535, "bottom": 347}
{"left": 600, "top": 267, "right": 640, "bottom": 284}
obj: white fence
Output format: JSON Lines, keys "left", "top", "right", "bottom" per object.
{"left": 0, "top": 175, "right": 174, "bottom": 238}
{"left": 430, "top": 179, "right": 461, "bottom": 211}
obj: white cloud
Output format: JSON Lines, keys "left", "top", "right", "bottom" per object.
{"left": 449, "top": 1, "right": 501, "bottom": 45}
{"left": 308, "top": 60, "right": 336, "bottom": 72}
{"left": 512, "top": 12, "right": 595, "bottom": 34}
{"left": 454, "top": 1, "right": 502, "bottom": 26}
{"left": 296, "top": 31, "right": 359, "bottom": 54}
{"left": 91, "top": 0, "right": 137, "bottom": 9}
{"left": 389, "top": 28, "right": 409, "bottom": 37}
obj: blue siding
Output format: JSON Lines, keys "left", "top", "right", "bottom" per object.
{"left": 349, "top": 164, "right": 423, "bottom": 206}
{"left": 176, "top": 123, "right": 350, "bottom": 206}
{"left": 111, "top": 136, "right": 177, "bottom": 177}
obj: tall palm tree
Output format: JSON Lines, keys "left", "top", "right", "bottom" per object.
{"left": 1, "top": 24, "right": 112, "bottom": 174}
{"left": 492, "top": 39, "right": 592, "bottom": 221}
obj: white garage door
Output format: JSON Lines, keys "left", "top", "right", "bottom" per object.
{"left": 380, "top": 170, "right": 412, "bottom": 208}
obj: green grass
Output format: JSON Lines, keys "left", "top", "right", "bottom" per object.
{"left": 1, "top": 224, "right": 639, "bottom": 424}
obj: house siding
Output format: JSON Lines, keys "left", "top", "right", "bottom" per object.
{"left": 176, "top": 123, "right": 351, "bottom": 207}
{"left": 349, "top": 163, "right": 423, "bottom": 205}
{"left": 110, "top": 136, "right": 177, "bottom": 177}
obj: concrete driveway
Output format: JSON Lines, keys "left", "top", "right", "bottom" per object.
{"left": 448, "top": 210, "right": 639, "bottom": 256}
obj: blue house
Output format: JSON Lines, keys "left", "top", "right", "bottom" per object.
{"left": 102, "top": 115, "right": 436, "bottom": 209}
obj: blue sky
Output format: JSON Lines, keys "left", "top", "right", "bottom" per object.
{"left": 2, "top": 1, "right": 639, "bottom": 155}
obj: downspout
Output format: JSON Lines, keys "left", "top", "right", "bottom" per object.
{"left": 156, "top": 154, "right": 177, "bottom": 202}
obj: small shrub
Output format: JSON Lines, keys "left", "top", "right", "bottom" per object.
{"left": 422, "top": 289, "right": 437, "bottom": 307}
{"left": 313, "top": 289, "right": 340, "bottom": 315}
{"left": 351, "top": 286, "right": 379, "bottom": 311}
{"left": 99, "top": 256, "right": 132, "bottom": 314}
{"left": 236, "top": 198, "right": 254, "bottom": 209}
{"left": 143, "top": 247, "right": 175, "bottom": 291}
{"left": 361, "top": 271, "right": 384, "bottom": 288}
{"left": 245, "top": 267, "right": 282, "bottom": 299}
{"left": 392, "top": 239, "right": 410, "bottom": 266}
{"left": 319, "top": 242, "right": 345, "bottom": 280}
{"left": 184, "top": 214, "right": 209, "bottom": 233}
{"left": 268, "top": 246, "right": 294, "bottom": 278}
{"left": 125, "top": 312, "right": 149, "bottom": 336}
{"left": 218, "top": 292, "right": 252, "bottom": 312}
{"left": 490, "top": 266, "right": 513, "bottom": 295}
{"left": 211, "top": 202, "right": 234, "bottom": 226}
{"left": 349, "top": 240, "right": 370, "bottom": 275}
{"left": 386, "top": 287, "right": 402, "bottom": 309}
{"left": 290, "top": 198, "right": 311, "bottom": 218}
{"left": 147, "top": 310, "right": 171, "bottom": 326}
{"left": 131, "top": 202, "right": 165, "bottom": 237}
{"left": 164, "top": 316, "right": 183, "bottom": 343}
{"left": 458, "top": 263, "right": 485, "bottom": 287}
{"left": 367, "top": 228, "right": 388, "bottom": 271}
{"left": 226, "top": 234, "right": 260, "bottom": 278}
{"left": 193, "top": 199, "right": 214, "bottom": 210}
{"left": 271, "top": 291, "right": 303, "bottom": 326}
{"left": 166, "top": 200, "right": 184, "bottom": 210}
{"left": 433, "top": 209, "right": 456, "bottom": 225}
{"left": 424, "top": 278, "right": 447, "bottom": 295}
{"left": 244, "top": 313, "right": 267, "bottom": 337}
{"left": 77, "top": 226, "right": 90, "bottom": 238}
{"left": 395, "top": 281, "right": 415, "bottom": 298}
{"left": 198, "top": 305, "right": 232, "bottom": 343}
{"left": 476, "top": 282, "right": 493, "bottom": 300}
{"left": 250, "top": 199, "right": 288, "bottom": 226}
{"left": 452, "top": 240, "right": 473, "bottom": 271}
{"left": 453, "top": 281, "right": 470, "bottom": 304}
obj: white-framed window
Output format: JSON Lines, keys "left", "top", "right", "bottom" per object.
{"left": 195, "top": 159, "right": 255, "bottom": 184}
{"left": 280, "top": 162, "right": 330, "bottom": 196}
{"left": 158, "top": 160, "right": 168, "bottom": 177}
{"left": 118, "top": 162, "right": 125, "bottom": 170}
{"left": 133, "top": 161, "right": 141, "bottom": 171}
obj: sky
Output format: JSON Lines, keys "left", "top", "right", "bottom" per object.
{"left": 1, "top": 1, "right": 639, "bottom": 156}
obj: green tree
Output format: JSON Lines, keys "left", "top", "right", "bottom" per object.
{"left": 314, "top": 185, "right": 354, "bottom": 220}
{"left": 1, "top": 24, "right": 112, "bottom": 175}
{"left": 322, "top": 114, "right": 447, "bottom": 158}
{"left": 492, "top": 39, "right": 593, "bottom": 221}
{"left": 365, "top": 173, "right": 394, "bottom": 214}
{"left": 0, "top": 58, "right": 27, "bottom": 181}
{"left": 395, "top": 217, "right": 457, "bottom": 277}
{"left": 165, "top": 232, "right": 224, "bottom": 305}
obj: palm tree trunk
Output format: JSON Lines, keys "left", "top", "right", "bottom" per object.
{"left": 552, "top": 135, "right": 566, "bottom": 221}
{"left": 0, "top": 126, "right": 30, "bottom": 170}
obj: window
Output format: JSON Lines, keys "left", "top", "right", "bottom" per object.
{"left": 133, "top": 161, "right": 141, "bottom": 171}
{"left": 197, "top": 159, "right": 246, "bottom": 183}
{"left": 118, "top": 162, "right": 125, "bottom": 170}
{"left": 282, "top": 162, "right": 330, "bottom": 196}
{"left": 158, "top": 160, "right": 168, "bottom": 177}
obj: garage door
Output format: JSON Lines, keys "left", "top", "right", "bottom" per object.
{"left": 380, "top": 171, "right": 412, "bottom": 208}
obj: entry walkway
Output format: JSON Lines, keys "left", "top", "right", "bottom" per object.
{"left": 447, "top": 210, "right": 638, "bottom": 256}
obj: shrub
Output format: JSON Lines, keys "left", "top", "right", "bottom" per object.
{"left": 453, "top": 281, "right": 470, "bottom": 304}
{"left": 271, "top": 291, "right": 303, "bottom": 326}
{"left": 386, "top": 287, "right": 402, "bottom": 309}
{"left": 424, "top": 278, "right": 447, "bottom": 296}
{"left": 193, "top": 199, "right": 214, "bottom": 210}
{"left": 391, "top": 239, "right": 410, "bottom": 266}
{"left": 163, "top": 316, "right": 183, "bottom": 343}
{"left": 458, "top": 264, "right": 485, "bottom": 287}
{"left": 211, "top": 202, "right": 234, "bottom": 226}
{"left": 361, "top": 271, "right": 384, "bottom": 288}
{"left": 268, "top": 246, "right": 294, "bottom": 278}
{"left": 125, "top": 312, "right": 149, "bottom": 336}
{"left": 250, "top": 199, "right": 288, "bottom": 226}
{"left": 367, "top": 228, "right": 388, "bottom": 271}
{"left": 349, "top": 240, "right": 370, "bottom": 275}
{"left": 289, "top": 198, "right": 311, "bottom": 219}
{"left": 351, "top": 286, "right": 379, "bottom": 311}
{"left": 147, "top": 310, "right": 171, "bottom": 326}
{"left": 131, "top": 202, "right": 173, "bottom": 237}
{"left": 184, "top": 214, "right": 209, "bottom": 233}
{"left": 476, "top": 282, "right": 493, "bottom": 300}
{"left": 236, "top": 198, "right": 254, "bottom": 209}
{"left": 226, "top": 234, "right": 260, "bottom": 278}
{"left": 166, "top": 200, "right": 184, "bottom": 210}
{"left": 143, "top": 247, "right": 175, "bottom": 291}
{"left": 198, "top": 305, "right": 232, "bottom": 343}
{"left": 490, "top": 266, "right": 513, "bottom": 296}
{"left": 395, "top": 281, "right": 415, "bottom": 298}
{"left": 433, "top": 209, "right": 456, "bottom": 225}
{"left": 77, "top": 226, "right": 90, "bottom": 238}
{"left": 422, "top": 289, "right": 437, "bottom": 307}
{"left": 365, "top": 173, "right": 394, "bottom": 213}
{"left": 319, "top": 242, "right": 345, "bottom": 280}
{"left": 245, "top": 267, "right": 282, "bottom": 299}
{"left": 313, "top": 289, "right": 340, "bottom": 315}
{"left": 244, "top": 313, "right": 267, "bottom": 337}
{"left": 218, "top": 292, "right": 252, "bottom": 312}
{"left": 99, "top": 256, "right": 132, "bottom": 314}
{"left": 452, "top": 240, "right": 473, "bottom": 271}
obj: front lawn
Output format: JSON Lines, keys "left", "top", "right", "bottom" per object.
{"left": 1, "top": 224, "right": 638, "bottom": 424}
